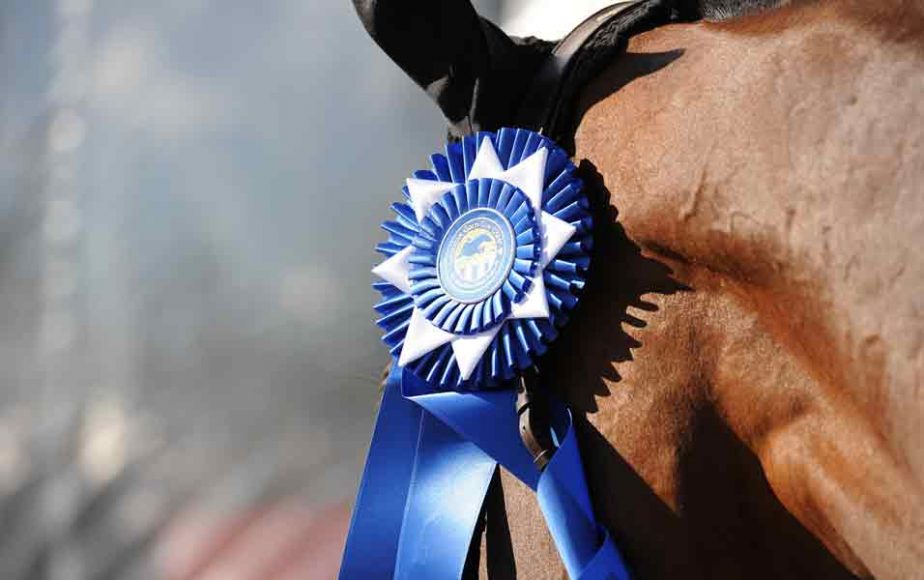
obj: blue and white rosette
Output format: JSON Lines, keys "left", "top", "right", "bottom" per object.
{"left": 373, "top": 127, "right": 591, "bottom": 389}
{"left": 341, "top": 129, "right": 629, "bottom": 580}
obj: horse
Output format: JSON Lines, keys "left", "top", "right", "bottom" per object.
{"left": 475, "top": 2, "right": 924, "bottom": 578}
{"left": 354, "top": 0, "right": 923, "bottom": 578}
{"left": 455, "top": 233, "right": 500, "bottom": 273}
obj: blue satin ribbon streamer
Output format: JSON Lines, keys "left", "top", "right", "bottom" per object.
{"left": 340, "top": 364, "right": 630, "bottom": 579}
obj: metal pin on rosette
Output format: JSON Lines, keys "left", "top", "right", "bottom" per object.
{"left": 341, "top": 128, "right": 629, "bottom": 580}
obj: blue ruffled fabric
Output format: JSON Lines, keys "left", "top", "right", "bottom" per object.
{"left": 374, "top": 128, "right": 592, "bottom": 390}
{"left": 409, "top": 180, "right": 540, "bottom": 335}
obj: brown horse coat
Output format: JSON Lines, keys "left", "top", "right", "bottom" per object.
{"left": 494, "top": 2, "right": 924, "bottom": 578}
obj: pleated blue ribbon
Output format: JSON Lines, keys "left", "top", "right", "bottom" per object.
{"left": 340, "top": 363, "right": 631, "bottom": 579}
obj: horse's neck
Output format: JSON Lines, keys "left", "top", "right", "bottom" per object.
{"left": 562, "top": 2, "right": 923, "bottom": 576}
{"left": 576, "top": 0, "right": 922, "bottom": 443}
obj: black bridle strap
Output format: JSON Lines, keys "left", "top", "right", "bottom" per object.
{"left": 516, "top": 0, "right": 697, "bottom": 145}
{"left": 515, "top": 1, "right": 644, "bottom": 134}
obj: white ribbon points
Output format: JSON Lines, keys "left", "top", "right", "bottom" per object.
{"left": 375, "top": 138, "right": 575, "bottom": 380}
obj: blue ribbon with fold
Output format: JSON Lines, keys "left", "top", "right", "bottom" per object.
{"left": 339, "top": 363, "right": 631, "bottom": 579}
{"left": 341, "top": 128, "right": 630, "bottom": 578}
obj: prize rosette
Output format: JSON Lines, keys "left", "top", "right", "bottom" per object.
{"left": 372, "top": 128, "right": 592, "bottom": 390}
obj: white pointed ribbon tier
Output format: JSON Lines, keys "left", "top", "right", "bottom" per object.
{"left": 374, "top": 139, "right": 577, "bottom": 380}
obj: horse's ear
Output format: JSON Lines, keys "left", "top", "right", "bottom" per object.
{"left": 351, "top": 0, "right": 552, "bottom": 136}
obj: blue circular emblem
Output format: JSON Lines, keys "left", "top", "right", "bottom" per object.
{"left": 409, "top": 179, "right": 540, "bottom": 335}
{"left": 437, "top": 208, "right": 515, "bottom": 304}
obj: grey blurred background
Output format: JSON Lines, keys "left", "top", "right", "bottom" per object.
{"left": 0, "top": 0, "right": 608, "bottom": 578}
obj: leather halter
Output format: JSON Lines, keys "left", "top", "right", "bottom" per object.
{"left": 516, "top": 1, "right": 644, "bottom": 134}
{"left": 514, "top": 0, "right": 691, "bottom": 145}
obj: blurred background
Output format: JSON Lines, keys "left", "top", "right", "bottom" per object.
{"left": 0, "top": 0, "right": 610, "bottom": 578}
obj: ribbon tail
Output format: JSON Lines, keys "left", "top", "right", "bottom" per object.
{"left": 340, "top": 367, "right": 424, "bottom": 579}
{"left": 341, "top": 365, "right": 497, "bottom": 579}
{"left": 406, "top": 367, "right": 631, "bottom": 578}
{"left": 343, "top": 366, "right": 630, "bottom": 579}
{"left": 404, "top": 368, "right": 541, "bottom": 488}
{"left": 395, "top": 410, "right": 497, "bottom": 579}
{"left": 538, "top": 411, "right": 631, "bottom": 580}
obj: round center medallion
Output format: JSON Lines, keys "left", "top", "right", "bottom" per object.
{"left": 437, "top": 208, "right": 516, "bottom": 304}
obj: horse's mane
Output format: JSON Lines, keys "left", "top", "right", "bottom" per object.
{"left": 700, "top": 0, "right": 788, "bottom": 21}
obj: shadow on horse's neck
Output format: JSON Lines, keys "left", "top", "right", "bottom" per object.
{"left": 541, "top": 160, "right": 688, "bottom": 415}
{"left": 521, "top": 163, "right": 857, "bottom": 578}
{"left": 573, "top": 407, "right": 859, "bottom": 578}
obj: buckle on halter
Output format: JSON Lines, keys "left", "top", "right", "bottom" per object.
{"left": 516, "top": 366, "right": 557, "bottom": 471}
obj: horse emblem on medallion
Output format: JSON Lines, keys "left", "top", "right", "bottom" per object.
{"left": 453, "top": 229, "right": 500, "bottom": 282}
{"left": 438, "top": 208, "right": 516, "bottom": 304}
